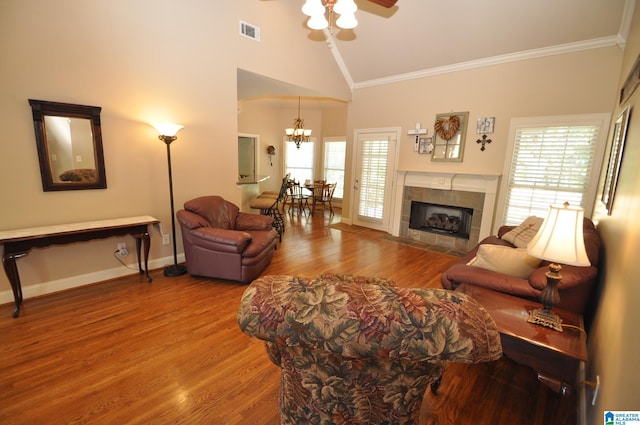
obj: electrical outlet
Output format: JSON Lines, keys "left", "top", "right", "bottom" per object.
{"left": 162, "top": 234, "right": 170, "bottom": 245}
{"left": 592, "top": 375, "right": 600, "bottom": 405}
{"left": 117, "top": 242, "right": 128, "bottom": 256}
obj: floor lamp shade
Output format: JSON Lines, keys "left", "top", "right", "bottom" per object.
{"left": 151, "top": 122, "right": 187, "bottom": 277}
{"left": 151, "top": 123, "right": 184, "bottom": 138}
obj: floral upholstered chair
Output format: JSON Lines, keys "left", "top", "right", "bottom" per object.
{"left": 237, "top": 273, "right": 502, "bottom": 425}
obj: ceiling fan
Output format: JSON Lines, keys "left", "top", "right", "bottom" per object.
{"left": 367, "top": 0, "right": 397, "bottom": 7}
{"left": 303, "top": 0, "right": 398, "bottom": 31}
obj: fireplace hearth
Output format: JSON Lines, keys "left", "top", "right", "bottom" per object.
{"left": 409, "top": 201, "right": 473, "bottom": 240}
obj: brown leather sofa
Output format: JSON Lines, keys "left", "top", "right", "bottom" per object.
{"left": 441, "top": 218, "right": 602, "bottom": 315}
{"left": 176, "top": 196, "right": 278, "bottom": 283}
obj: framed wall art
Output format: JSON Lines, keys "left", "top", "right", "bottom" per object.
{"left": 476, "top": 117, "right": 495, "bottom": 134}
{"left": 418, "top": 137, "right": 433, "bottom": 154}
{"left": 620, "top": 53, "right": 640, "bottom": 105}
{"left": 601, "top": 105, "right": 632, "bottom": 214}
{"left": 432, "top": 111, "right": 468, "bottom": 162}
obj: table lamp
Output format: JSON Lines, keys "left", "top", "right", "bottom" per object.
{"left": 526, "top": 202, "right": 590, "bottom": 331}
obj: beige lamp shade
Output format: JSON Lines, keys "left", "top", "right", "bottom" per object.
{"left": 527, "top": 203, "right": 590, "bottom": 267}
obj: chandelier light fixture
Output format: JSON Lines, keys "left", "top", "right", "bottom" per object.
{"left": 285, "top": 97, "right": 312, "bottom": 149}
{"left": 302, "top": 0, "right": 358, "bottom": 32}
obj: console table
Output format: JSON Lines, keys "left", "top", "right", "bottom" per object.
{"left": 456, "top": 284, "right": 588, "bottom": 395}
{"left": 0, "top": 216, "right": 159, "bottom": 318}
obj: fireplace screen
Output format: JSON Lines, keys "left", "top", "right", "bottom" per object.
{"left": 409, "top": 201, "right": 473, "bottom": 239}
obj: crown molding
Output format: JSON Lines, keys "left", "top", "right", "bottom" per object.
{"left": 617, "top": 0, "right": 636, "bottom": 49}
{"left": 352, "top": 36, "right": 621, "bottom": 90}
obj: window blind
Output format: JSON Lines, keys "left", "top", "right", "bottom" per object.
{"left": 323, "top": 140, "right": 346, "bottom": 199}
{"left": 358, "top": 139, "right": 388, "bottom": 219}
{"left": 504, "top": 125, "right": 599, "bottom": 225}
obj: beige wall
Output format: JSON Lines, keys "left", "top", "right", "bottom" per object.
{"left": 343, "top": 47, "right": 622, "bottom": 227}
{"left": 588, "top": 2, "right": 640, "bottom": 418}
{"left": 0, "top": 0, "right": 349, "bottom": 300}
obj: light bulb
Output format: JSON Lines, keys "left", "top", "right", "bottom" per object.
{"left": 334, "top": 0, "right": 357, "bottom": 15}
{"left": 336, "top": 12, "right": 357, "bottom": 29}
{"left": 302, "top": 0, "right": 324, "bottom": 17}
{"left": 307, "top": 14, "right": 328, "bottom": 30}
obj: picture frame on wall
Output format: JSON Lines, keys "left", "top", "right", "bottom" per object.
{"left": 432, "top": 111, "right": 469, "bottom": 162}
{"left": 476, "top": 117, "right": 495, "bottom": 134}
{"left": 620, "top": 53, "right": 640, "bottom": 105}
{"left": 418, "top": 137, "right": 433, "bottom": 154}
{"left": 601, "top": 105, "right": 632, "bottom": 215}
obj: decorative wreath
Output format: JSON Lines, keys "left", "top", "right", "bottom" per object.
{"left": 434, "top": 115, "right": 461, "bottom": 141}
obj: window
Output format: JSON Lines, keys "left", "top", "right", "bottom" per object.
{"left": 284, "top": 139, "right": 314, "bottom": 183}
{"left": 323, "top": 138, "right": 346, "bottom": 199}
{"left": 501, "top": 115, "right": 609, "bottom": 226}
{"left": 357, "top": 138, "right": 390, "bottom": 220}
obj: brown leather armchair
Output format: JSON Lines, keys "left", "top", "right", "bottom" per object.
{"left": 176, "top": 196, "right": 278, "bottom": 283}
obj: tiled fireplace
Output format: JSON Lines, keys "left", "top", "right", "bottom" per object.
{"left": 392, "top": 171, "right": 500, "bottom": 252}
{"left": 409, "top": 201, "right": 474, "bottom": 240}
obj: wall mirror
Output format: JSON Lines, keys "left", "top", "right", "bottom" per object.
{"left": 29, "top": 99, "right": 107, "bottom": 191}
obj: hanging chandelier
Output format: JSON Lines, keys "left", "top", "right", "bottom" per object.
{"left": 302, "top": 0, "right": 358, "bottom": 33}
{"left": 285, "top": 97, "right": 312, "bottom": 149}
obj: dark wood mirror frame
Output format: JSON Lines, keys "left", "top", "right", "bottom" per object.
{"left": 29, "top": 99, "right": 107, "bottom": 191}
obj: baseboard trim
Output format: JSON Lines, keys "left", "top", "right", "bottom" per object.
{"left": 0, "top": 254, "right": 185, "bottom": 306}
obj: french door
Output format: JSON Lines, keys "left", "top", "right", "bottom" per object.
{"left": 351, "top": 130, "right": 398, "bottom": 232}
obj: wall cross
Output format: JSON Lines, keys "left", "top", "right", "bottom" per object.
{"left": 476, "top": 134, "right": 492, "bottom": 151}
{"left": 408, "top": 122, "right": 428, "bottom": 151}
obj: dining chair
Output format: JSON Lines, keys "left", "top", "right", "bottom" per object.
{"left": 288, "top": 181, "right": 310, "bottom": 215}
{"left": 311, "top": 181, "right": 336, "bottom": 215}
{"left": 309, "top": 180, "right": 325, "bottom": 214}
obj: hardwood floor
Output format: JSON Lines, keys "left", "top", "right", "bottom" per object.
{"left": 0, "top": 209, "right": 577, "bottom": 424}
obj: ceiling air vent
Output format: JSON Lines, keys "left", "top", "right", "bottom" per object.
{"left": 240, "top": 21, "right": 260, "bottom": 42}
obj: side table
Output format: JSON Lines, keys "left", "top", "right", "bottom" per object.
{"left": 456, "top": 284, "right": 588, "bottom": 395}
{"left": 1, "top": 216, "right": 159, "bottom": 318}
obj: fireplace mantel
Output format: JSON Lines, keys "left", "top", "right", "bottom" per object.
{"left": 391, "top": 171, "right": 501, "bottom": 241}
{"left": 401, "top": 171, "right": 500, "bottom": 192}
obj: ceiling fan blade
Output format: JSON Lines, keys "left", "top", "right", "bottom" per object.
{"left": 368, "top": 0, "right": 398, "bottom": 7}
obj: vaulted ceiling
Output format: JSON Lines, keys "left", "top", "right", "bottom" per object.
{"left": 240, "top": 0, "right": 634, "bottom": 102}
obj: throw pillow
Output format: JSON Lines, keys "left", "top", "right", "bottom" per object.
{"left": 502, "top": 216, "right": 544, "bottom": 248}
{"left": 468, "top": 244, "right": 541, "bottom": 279}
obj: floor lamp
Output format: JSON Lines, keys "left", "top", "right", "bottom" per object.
{"left": 151, "top": 123, "right": 187, "bottom": 277}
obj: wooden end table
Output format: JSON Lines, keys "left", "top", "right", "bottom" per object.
{"left": 456, "top": 284, "right": 588, "bottom": 395}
